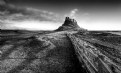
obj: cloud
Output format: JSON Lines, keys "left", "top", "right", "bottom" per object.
{"left": 0, "top": 1, "right": 61, "bottom": 22}
{"left": 26, "top": 7, "right": 61, "bottom": 22}
{"left": 64, "top": 8, "right": 79, "bottom": 19}
{"left": 70, "top": 9, "right": 78, "bottom": 18}
{"left": 0, "top": 0, "right": 6, "bottom": 5}
{"left": 0, "top": 2, "right": 63, "bottom": 30}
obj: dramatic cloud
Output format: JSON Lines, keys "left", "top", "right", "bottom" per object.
{"left": 0, "top": 0, "right": 6, "bottom": 5}
{"left": 0, "top": 2, "right": 63, "bottom": 30}
{"left": 0, "top": 0, "right": 61, "bottom": 22}
{"left": 26, "top": 8, "right": 61, "bottom": 22}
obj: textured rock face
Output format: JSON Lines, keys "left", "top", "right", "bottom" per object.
{"left": 67, "top": 33, "right": 121, "bottom": 73}
{"left": 0, "top": 30, "right": 86, "bottom": 73}
{"left": 56, "top": 17, "right": 85, "bottom": 31}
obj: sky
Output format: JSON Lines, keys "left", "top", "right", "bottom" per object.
{"left": 0, "top": 0, "right": 121, "bottom": 30}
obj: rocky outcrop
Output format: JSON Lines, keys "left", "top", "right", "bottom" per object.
{"left": 67, "top": 33, "right": 121, "bottom": 73}
{"left": 56, "top": 17, "right": 86, "bottom": 31}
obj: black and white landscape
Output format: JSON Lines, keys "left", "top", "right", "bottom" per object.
{"left": 0, "top": 0, "right": 121, "bottom": 73}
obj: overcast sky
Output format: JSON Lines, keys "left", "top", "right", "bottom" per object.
{"left": 0, "top": 0, "right": 121, "bottom": 30}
